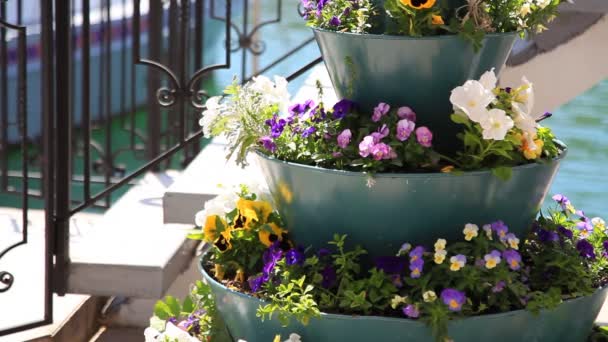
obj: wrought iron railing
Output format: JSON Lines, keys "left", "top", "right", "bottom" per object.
{"left": 0, "top": 0, "right": 321, "bottom": 336}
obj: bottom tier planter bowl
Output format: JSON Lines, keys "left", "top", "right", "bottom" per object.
{"left": 201, "top": 258, "right": 607, "bottom": 342}
{"left": 256, "top": 148, "right": 566, "bottom": 258}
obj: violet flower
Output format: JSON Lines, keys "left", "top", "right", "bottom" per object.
{"left": 301, "top": 126, "right": 317, "bottom": 138}
{"left": 286, "top": 247, "right": 305, "bottom": 266}
{"left": 337, "top": 129, "right": 352, "bottom": 149}
{"left": 440, "top": 288, "right": 466, "bottom": 312}
{"left": 410, "top": 258, "right": 424, "bottom": 278}
{"left": 265, "top": 115, "right": 287, "bottom": 138}
{"left": 576, "top": 239, "right": 596, "bottom": 260}
{"left": 503, "top": 249, "right": 522, "bottom": 271}
{"left": 370, "top": 143, "right": 394, "bottom": 161}
{"left": 557, "top": 225, "right": 573, "bottom": 240}
{"left": 259, "top": 136, "right": 276, "bottom": 153}
{"left": 374, "top": 256, "right": 407, "bottom": 274}
{"left": 396, "top": 119, "right": 415, "bottom": 141}
{"left": 332, "top": 99, "right": 354, "bottom": 119}
{"left": 397, "top": 106, "right": 416, "bottom": 122}
{"left": 492, "top": 281, "right": 506, "bottom": 293}
{"left": 372, "top": 102, "right": 390, "bottom": 122}
{"left": 552, "top": 194, "right": 572, "bottom": 212}
{"left": 358, "top": 135, "right": 375, "bottom": 157}
{"left": 491, "top": 220, "right": 509, "bottom": 241}
{"left": 321, "top": 265, "right": 337, "bottom": 288}
{"left": 537, "top": 228, "right": 559, "bottom": 243}
{"left": 415, "top": 127, "right": 433, "bottom": 147}
{"left": 403, "top": 304, "right": 420, "bottom": 318}
{"left": 329, "top": 16, "right": 341, "bottom": 26}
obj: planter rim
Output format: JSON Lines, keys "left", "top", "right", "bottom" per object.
{"left": 254, "top": 141, "right": 567, "bottom": 179}
{"left": 311, "top": 26, "right": 519, "bottom": 41}
{"left": 200, "top": 256, "right": 602, "bottom": 325}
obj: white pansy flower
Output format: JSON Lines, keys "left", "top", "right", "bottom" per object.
{"left": 479, "top": 68, "right": 497, "bottom": 92}
{"left": 434, "top": 249, "right": 447, "bottom": 264}
{"left": 391, "top": 295, "right": 408, "bottom": 309}
{"left": 449, "top": 80, "right": 496, "bottom": 123}
{"left": 480, "top": 108, "right": 514, "bottom": 141}
{"left": 199, "top": 96, "right": 223, "bottom": 136}
{"left": 592, "top": 217, "right": 606, "bottom": 229}
{"left": 483, "top": 224, "right": 493, "bottom": 240}
{"left": 463, "top": 224, "right": 479, "bottom": 241}
{"left": 423, "top": 290, "right": 437, "bottom": 303}
{"left": 434, "top": 238, "right": 447, "bottom": 251}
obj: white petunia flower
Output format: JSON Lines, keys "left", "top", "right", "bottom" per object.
{"left": 511, "top": 102, "right": 538, "bottom": 136}
{"left": 449, "top": 80, "right": 496, "bottom": 123}
{"left": 479, "top": 68, "right": 497, "bottom": 92}
{"left": 480, "top": 109, "right": 514, "bottom": 141}
{"left": 199, "top": 96, "right": 224, "bottom": 137}
{"left": 592, "top": 217, "right": 606, "bottom": 229}
{"left": 536, "top": 0, "right": 551, "bottom": 9}
{"left": 520, "top": 2, "right": 532, "bottom": 17}
{"left": 251, "top": 75, "right": 291, "bottom": 111}
{"left": 516, "top": 77, "right": 535, "bottom": 115}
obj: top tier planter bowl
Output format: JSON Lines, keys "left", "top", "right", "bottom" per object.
{"left": 256, "top": 147, "right": 565, "bottom": 258}
{"left": 312, "top": 28, "right": 517, "bottom": 151}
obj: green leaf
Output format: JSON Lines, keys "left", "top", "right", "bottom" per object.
{"left": 181, "top": 296, "right": 194, "bottom": 315}
{"left": 492, "top": 166, "right": 513, "bottom": 181}
{"left": 164, "top": 296, "right": 181, "bottom": 318}
{"left": 450, "top": 113, "right": 470, "bottom": 125}
{"left": 153, "top": 301, "right": 173, "bottom": 320}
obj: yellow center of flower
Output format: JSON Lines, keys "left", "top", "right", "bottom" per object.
{"left": 468, "top": 100, "right": 477, "bottom": 108}
{"left": 485, "top": 259, "right": 497, "bottom": 269}
{"left": 411, "top": 255, "right": 419, "bottom": 262}
{"left": 450, "top": 263, "right": 461, "bottom": 271}
{"left": 434, "top": 255, "right": 445, "bottom": 264}
{"left": 510, "top": 259, "right": 519, "bottom": 268}
{"left": 449, "top": 300, "right": 460, "bottom": 309}
{"left": 412, "top": 268, "right": 421, "bottom": 276}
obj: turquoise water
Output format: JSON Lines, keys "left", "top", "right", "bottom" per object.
{"left": 546, "top": 79, "right": 608, "bottom": 218}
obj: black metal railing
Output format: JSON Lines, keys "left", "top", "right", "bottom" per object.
{"left": 0, "top": 0, "right": 321, "bottom": 336}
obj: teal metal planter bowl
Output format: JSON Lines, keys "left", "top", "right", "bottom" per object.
{"left": 312, "top": 28, "right": 517, "bottom": 150}
{"left": 255, "top": 148, "right": 566, "bottom": 258}
{"left": 201, "top": 258, "right": 607, "bottom": 342}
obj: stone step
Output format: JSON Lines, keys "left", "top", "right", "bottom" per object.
{"left": 67, "top": 171, "right": 198, "bottom": 298}
{"left": 0, "top": 295, "right": 104, "bottom": 342}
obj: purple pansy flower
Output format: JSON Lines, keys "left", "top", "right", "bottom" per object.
{"left": 259, "top": 136, "right": 276, "bottom": 153}
{"left": 371, "top": 124, "right": 390, "bottom": 142}
{"left": 397, "top": 106, "right": 416, "bottom": 121}
{"left": 358, "top": 135, "right": 375, "bottom": 157}
{"left": 374, "top": 256, "right": 407, "bottom": 274}
{"left": 372, "top": 102, "right": 390, "bottom": 122}
{"left": 332, "top": 99, "right": 354, "bottom": 119}
{"left": 390, "top": 274, "right": 403, "bottom": 288}
{"left": 396, "top": 119, "right": 415, "bottom": 142}
{"left": 317, "top": 248, "right": 331, "bottom": 258}
{"left": 441, "top": 288, "right": 466, "bottom": 312}
{"left": 329, "top": 16, "right": 341, "bottom": 26}
{"left": 409, "top": 246, "right": 425, "bottom": 260}
{"left": 576, "top": 217, "right": 593, "bottom": 237}
{"left": 409, "top": 258, "right": 424, "bottom": 279}
{"left": 301, "top": 126, "right": 317, "bottom": 138}
{"left": 576, "top": 239, "right": 596, "bottom": 260}
{"left": 262, "top": 245, "right": 283, "bottom": 275}
{"left": 557, "top": 225, "right": 573, "bottom": 240}
{"left": 491, "top": 220, "right": 509, "bottom": 241}
{"left": 288, "top": 99, "right": 315, "bottom": 117}
{"left": 492, "top": 281, "right": 506, "bottom": 293}
{"left": 403, "top": 304, "right": 420, "bottom": 318}
{"left": 248, "top": 274, "right": 265, "bottom": 292}
{"left": 537, "top": 228, "right": 559, "bottom": 243}
{"left": 321, "top": 265, "right": 337, "bottom": 288}
{"left": 503, "top": 249, "right": 522, "bottom": 271}
{"left": 552, "top": 194, "right": 572, "bottom": 212}
{"left": 265, "top": 115, "right": 287, "bottom": 138}
{"left": 337, "top": 129, "right": 352, "bottom": 149}
{"left": 371, "top": 143, "right": 395, "bottom": 161}
{"left": 285, "top": 247, "right": 305, "bottom": 266}
{"left": 316, "top": 0, "right": 330, "bottom": 16}
{"left": 415, "top": 127, "right": 433, "bottom": 147}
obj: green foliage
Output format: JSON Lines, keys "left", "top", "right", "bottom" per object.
{"left": 257, "top": 276, "right": 321, "bottom": 326}
{"left": 302, "top": 0, "right": 376, "bottom": 33}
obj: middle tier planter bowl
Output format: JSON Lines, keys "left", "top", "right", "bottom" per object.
{"left": 201, "top": 257, "right": 608, "bottom": 342}
{"left": 312, "top": 28, "right": 517, "bottom": 150}
{"left": 256, "top": 147, "right": 566, "bottom": 258}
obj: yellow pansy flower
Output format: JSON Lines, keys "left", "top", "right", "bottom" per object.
{"left": 203, "top": 215, "right": 227, "bottom": 243}
{"left": 258, "top": 223, "right": 287, "bottom": 247}
{"left": 432, "top": 15, "right": 444, "bottom": 25}
{"left": 434, "top": 238, "right": 447, "bottom": 251}
{"left": 237, "top": 198, "right": 273, "bottom": 223}
{"left": 463, "top": 223, "right": 479, "bottom": 241}
{"left": 434, "top": 250, "right": 447, "bottom": 264}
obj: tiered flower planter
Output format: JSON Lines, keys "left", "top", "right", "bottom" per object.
{"left": 256, "top": 148, "right": 565, "bottom": 258}
{"left": 201, "top": 256, "right": 608, "bottom": 342}
{"left": 313, "top": 29, "right": 517, "bottom": 149}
